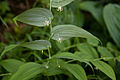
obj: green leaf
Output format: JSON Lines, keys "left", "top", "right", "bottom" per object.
{"left": 97, "top": 46, "right": 115, "bottom": 67}
{"left": 74, "top": 51, "right": 94, "bottom": 71}
{"left": 91, "top": 61, "right": 116, "bottom": 80}
{"left": 77, "top": 43, "right": 98, "bottom": 58}
{"left": 52, "top": 0, "right": 74, "bottom": 8}
{"left": 20, "top": 40, "right": 51, "bottom": 50}
{"left": 52, "top": 52, "right": 85, "bottom": 62}
{"left": 79, "top": 1, "right": 105, "bottom": 26}
{"left": 51, "top": 25, "right": 99, "bottom": 41}
{"left": 14, "top": 8, "right": 53, "bottom": 27}
{"left": 74, "top": 51, "right": 93, "bottom": 60}
{"left": 0, "top": 59, "right": 24, "bottom": 73}
{"left": 56, "top": 39, "right": 71, "bottom": 50}
{"left": 0, "top": 45, "right": 18, "bottom": 59}
{"left": 97, "top": 46, "right": 113, "bottom": 59}
{"left": 2, "top": 75, "right": 10, "bottom": 80}
{"left": 87, "top": 38, "right": 99, "bottom": 47}
{"left": 103, "top": 4, "right": 120, "bottom": 47}
{"left": 43, "top": 59, "right": 64, "bottom": 76}
{"left": 9, "top": 62, "right": 45, "bottom": 80}
{"left": 63, "top": 64, "right": 87, "bottom": 80}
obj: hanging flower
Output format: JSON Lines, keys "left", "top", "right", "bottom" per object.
{"left": 57, "top": 6, "right": 63, "bottom": 12}
{"left": 45, "top": 20, "right": 50, "bottom": 26}
{"left": 45, "top": 65, "right": 49, "bottom": 69}
{"left": 58, "top": 37, "right": 62, "bottom": 43}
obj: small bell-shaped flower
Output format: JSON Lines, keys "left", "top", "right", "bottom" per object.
{"left": 57, "top": 6, "right": 63, "bottom": 12}
{"left": 45, "top": 65, "right": 49, "bottom": 69}
{"left": 45, "top": 20, "right": 50, "bottom": 26}
{"left": 58, "top": 37, "right": 62, "bottom": 43}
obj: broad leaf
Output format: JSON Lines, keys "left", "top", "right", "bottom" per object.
{"left": 0, "top": 45, "right": 18, "bottom": 59}
{"left": 97, "top": 46, "right": 115, "bottom": 67}
{"left": 63, "top": 64, "right": 87, "bottom": 80}
{"left": 77, "top": 43, "right": 98, "bottom": 58}
{"left": 51, "top": 25, "right": 99, "bottom": 41}
{"left": 52, "top": 0, "right": 74, "bottom": 8}
{"left": 74, "top": 51, "right": 94, "bottom": 71}
{"left": 0, "top": 59, "right": 24, "bottom": 73}
{"left": 74, "top": 51, "right": 93, "bottom": 60}
{"left": 97, "top": 46, "right": 113, "bottom": 59}
{"left": 20, "top": 40, "right": 51, "bottom": 50}
{"left": 79, "top": 1, "right": 105, "bottom": 26}
{"left": 103, "top": 4, "right": 120, "bottom": 47}
{"left": 87, "top": 38, "right": 99, "bottom": 47}
{"left": 56, "top": 39, "right": 71, "bottom": 50}
{"left": 14, "top": 8, "right": 53, "bottom": 27}
{"left": 91, "top": 61, "right": 116, "bottom": 80}
{"left": 52, "top": 52, "right": 85, "bottom": 62}
{"left": 43, "top": 59, "right": 64, "bottom": 76}
{"left": 9, "top": 62, "right": 45, "bottom": 80}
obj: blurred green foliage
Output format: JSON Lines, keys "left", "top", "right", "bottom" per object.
{"left": 0, "top": 0, "right": 120, "bottom": 80}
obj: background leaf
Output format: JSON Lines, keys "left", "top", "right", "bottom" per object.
{"left": 79, "top": 1, "right": 105, "bottom": 26}
{"left": 103, "top": 4, "right": 120, "bottom": 47}
{"left": 0, "top": 45, "right": 18, "bottom": 59}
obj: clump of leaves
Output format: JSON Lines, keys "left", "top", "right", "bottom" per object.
{"left": 0, "top": 0, "right": 120, "bottom": 80}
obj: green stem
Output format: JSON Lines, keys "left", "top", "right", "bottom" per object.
{"left": 50, "top": 0, "right": 52, "bottom": 11}
{"left": 0, "top": 16, "right": 8, "bottom": 28}
{"left": 47, "top": 0, "right": 53, "bottom": 60}
{"left": 48, "top": 48, "right": 51, "bottom": 59}
{"left": 0, "top": 73, "right": 11, "bottom": 76}
{"left": 13, "top": 18, "right": 19, "bottom": 27}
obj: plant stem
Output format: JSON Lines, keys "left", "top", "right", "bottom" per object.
{"left": 0, "top": 16, "right": 8, "bottom": 28}
{"left": 48, "top": 47, "right": 51, "bottom": 59}
{"left": 50, "top": 0, "right": 52, "bottom": 11}
{"left": 0, "top": 73, "right": 11, "bottom": 76}
{"left": 47, "top": 0, "right": 53, "bottom": 60}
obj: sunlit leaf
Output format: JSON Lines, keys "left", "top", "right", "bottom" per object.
{"left": 51, "top": 25, "right": 99, "bottom": 41}
{"left": 14, "top": 8, "right": 53, "bottom": 27}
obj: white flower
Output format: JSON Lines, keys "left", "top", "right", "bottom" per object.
{"left": 45, "top": 20, "right": 50, "bottom": 26}
{"left": 57, "top": 6, "right": 63, "bottom": 12}
{"left": 45, "top": 65, "right": 49, "bottom": 69}
{"left": 58, "top": 38, "right": 62, "bottom": 43}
